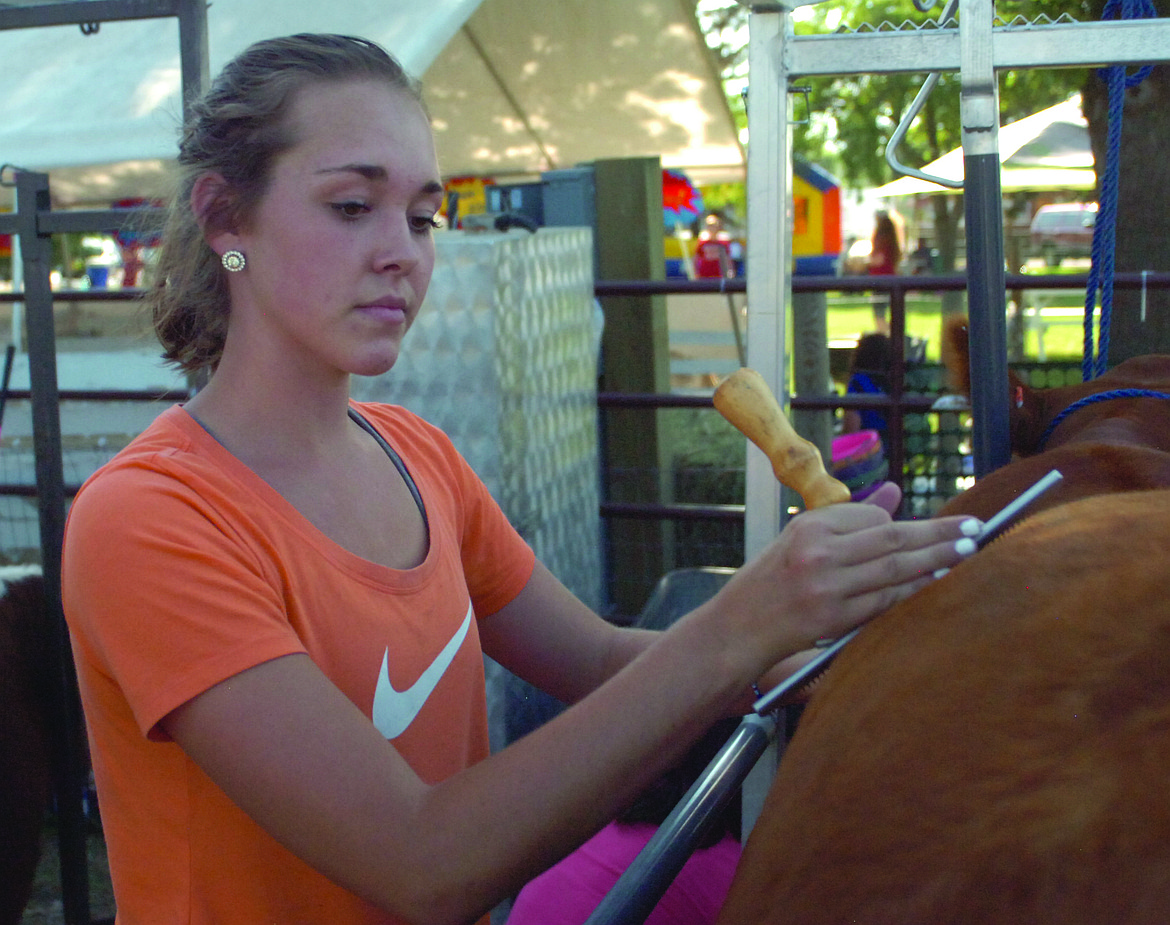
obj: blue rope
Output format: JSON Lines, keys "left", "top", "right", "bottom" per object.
{"left": 1037, "top": 387, "right": 1170, "bottom": 451}
{"left": 1084, "top": 0, "right": 1157, "bottom": 381}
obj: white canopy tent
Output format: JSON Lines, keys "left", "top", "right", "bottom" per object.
{"left": 0, "top": 0, "right": 745, "bottom": 207}
{"left": 874, "top": 94, "right": 1094, "bottom": 197}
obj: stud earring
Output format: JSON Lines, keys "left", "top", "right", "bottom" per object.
{"left": 221, "top": 250, "right": 246, "bottom": 272}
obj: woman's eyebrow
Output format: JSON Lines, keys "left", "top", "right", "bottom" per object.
{"left": 315, "top": 165, "right": 444, "bottom": 197}
{"left": 315, "top": 164, "right": 387, "bottom": 181}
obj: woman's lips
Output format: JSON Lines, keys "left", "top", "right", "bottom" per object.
{"left": 356, "top": 299, "right": 408, "bottom": 324}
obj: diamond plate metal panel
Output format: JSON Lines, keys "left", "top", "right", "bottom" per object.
{"left": 352, "top": 227, "right": 602, "bottom": 609}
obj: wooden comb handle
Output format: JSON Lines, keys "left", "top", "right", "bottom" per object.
{"left": 714, "top": 367, "right": 851, "bottom": 510}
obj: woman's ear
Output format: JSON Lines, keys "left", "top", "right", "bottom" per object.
{"left": 191, "top": 172, "right": 240, "bottom": 256}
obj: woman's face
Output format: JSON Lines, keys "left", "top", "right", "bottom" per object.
{"left": 223, "top": 78, "right": 443, "bottom": 381}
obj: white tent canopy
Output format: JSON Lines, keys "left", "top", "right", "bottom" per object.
{"left": 0, "top": 0, "right": 745, "bottom": 207}
{"left": 874, "top": 95, "right": 1094, "bottom": 197}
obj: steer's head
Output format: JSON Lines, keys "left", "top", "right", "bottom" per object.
{"left": 942, "top": 316, "right": 1170, "bottom": 456}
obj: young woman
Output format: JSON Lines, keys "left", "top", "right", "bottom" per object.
{"left": 867, "top": 209, "right": 905, "bottom": 335}
{"left": 61, "top": 34, "right": 979, "bottom": 925}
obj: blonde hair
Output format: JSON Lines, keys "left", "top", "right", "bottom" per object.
{"left": 148, "top": 34, "right": 424, "bottom": 374}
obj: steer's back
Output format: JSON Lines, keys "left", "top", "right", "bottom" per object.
{"left": 717, "top": 490, "right": 1170, "bottom": 925}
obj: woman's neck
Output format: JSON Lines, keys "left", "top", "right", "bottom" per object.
{"left": 184, "top": 356, "right": 354, "bottom": 466}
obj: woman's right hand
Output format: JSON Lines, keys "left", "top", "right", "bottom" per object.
{"left": 701, "top": 498, "right": 980, "bottom": 683}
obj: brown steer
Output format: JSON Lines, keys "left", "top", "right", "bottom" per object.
{"left": 718, "top": 332, "right": 1170, "bottom": 924}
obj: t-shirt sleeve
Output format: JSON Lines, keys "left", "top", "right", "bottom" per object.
{"left": 63, "top": 461, "right": 306, "bottom": 740}
{"left": 451, "top": 452, "right": 536, "bottom": 618}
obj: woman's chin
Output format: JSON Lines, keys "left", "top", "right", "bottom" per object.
{"left": 347, "top": 347, "right": 402, "bottom": 379}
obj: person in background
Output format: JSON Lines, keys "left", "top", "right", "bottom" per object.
{"left": 906, "top": 236, "right": 935, "bottom": 276}
{"left": 867, "top": 209, "right": 904, "bottom": 334}
{"left": 507, "top": 716, "right": 743, "bottom": 925}
{"left": 867, "top": 210, "right": 904, "bottom": 276}
{"left": 693, "top": 212, "right": 736, "bottom": 279}
{"left": 843, "top": 332, "right": 894, "bottom": 447}
{"left": 60, "top": 33, "right": 978, "bottom": 925}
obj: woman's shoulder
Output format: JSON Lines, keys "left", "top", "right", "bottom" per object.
{"left": 348, "top": 401, "right": 466, "bottom": 463}
{"left": 349, "top": 401, "right": 445, "bottom": 440}
{"left": 70, "top": 405, "right": 255, "bottom": 523}
{"left": 79, "top": 405, "right": 199, "bottom": 485}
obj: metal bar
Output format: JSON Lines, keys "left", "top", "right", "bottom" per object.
{"left": 0, "top": 388, "right": 186, "bottom": 402}
{"left": 600, "top": 501, "right": 745, "bottom": 522}
{"left": 0, "top": 483, "right": 82, "bottom": 498}
{"left": 787, "top": 18, "right": 1170, "bottom": 77}
{"left": 753, "top": 630, "right": 860, "bottom": 714}
{"left": 596, "top": 392, "right": 713, "bottom": 409}
{"left": 887, "top": 284, "right": 907, "bottom": 494}
{"left": 960, "top": 0, "right": 1011, "bottom": 477}
{"left": 0, "top": 0, "right": 181, "bottom": 30}
{"left": 0, "top": 289, "right": 146, "bottom": 303}
{"left": 176, "top": 0, "right": 210, "bottom": 118}
{"left": 0, "top": 343, "right": 15, "bottom": 433}
{"left": 976, "top": 469, "right": 1063, "bottom": 544}
{"left": 16, "top": 169, "right": 92, "bottom": 925}
{"left": 740, "top": 5, "right": 791, "bottom": 841}
{"left": 0, "top": 207, "right": 164, "bottom": 237}
{"left": 965, "top": 152, "right": 1011, "bottom": 477}
{"left": 37, "top": 207, "right": 165, "bottom": 237}
{"left": 744, "top": 9, "right": 790, "bottom": 559}
{"left": 595, "top": 278, "right": 747, "bottom": 297}
{"left": 582, "top": 714, "right": 778, "bottom": 925}
{"left": 592, "top": 272, "right": 1170, "bottom": 298}
{"left": 793, "top": 393, "right": 938, "bottom": 412}
{"left": 3, "top": 271, "right": 1156, "bottom": 306}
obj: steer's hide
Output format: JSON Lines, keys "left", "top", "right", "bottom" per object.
{"left": 719, "top": 335, "right": 1170, "bottom": 924}
{"left": 718, "top": 490, "right": 1170, "bottom": 925}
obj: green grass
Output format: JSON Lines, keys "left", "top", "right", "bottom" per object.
{"left": 823, "top": 293, "right": 1089, "bottom": 364}
{"left": 824, "top": 298, "right": 948, "bottom": 360}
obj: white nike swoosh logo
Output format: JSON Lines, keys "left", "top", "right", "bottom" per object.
{"left": 372, "top": 603, "right": 473, "bottom": 739}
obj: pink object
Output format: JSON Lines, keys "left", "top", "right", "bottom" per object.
{"left": 508, "top": 822, "right": 741, "bottom": 925}
{"left": 832, "top": 430, "right": 881, "bottom": 467}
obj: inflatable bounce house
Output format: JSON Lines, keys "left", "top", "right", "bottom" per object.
{"left": 792, "top": 158, "right": 841, "bottom": 276}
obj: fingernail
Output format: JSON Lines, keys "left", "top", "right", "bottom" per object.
{"left": 959, "top": 518, "right": 983, "bottom": 537}
{"left": 933, "top": 567, "right": 950, "bottom": 579}
{"left": 954, "top": 537, "right": 977, "bottom": 556}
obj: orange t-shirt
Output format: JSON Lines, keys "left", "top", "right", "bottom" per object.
{"left": 62, "top": 402, "right": 535, "bottom": 924}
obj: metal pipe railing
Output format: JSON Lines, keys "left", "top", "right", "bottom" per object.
{"left": 594, "top": 270, "right": 1170, "bottom": 527}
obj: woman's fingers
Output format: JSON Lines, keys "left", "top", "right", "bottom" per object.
{"left": 860, "top": 479, "right": 902, "bottom": 514}
{"left": 831, "top": 513, "right": 981, "bottom": 569}
{"left": 713, "top": 502, "right": 986, "bottom": 682}
{"left": 767, "top": 507, "right": 982, "bottom": 643}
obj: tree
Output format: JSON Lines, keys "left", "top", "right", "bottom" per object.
{"left": 699, "top": 1, "right": 1170, "bottom": 359}
{"left": 1083, "top": 0, "right": 1170, "bottom": 365}
{"left": 800, "top": 3, "right": 1084, "bottom": 274}
{"left": 699, "top": 3, "right": 1081, "bottom": 261}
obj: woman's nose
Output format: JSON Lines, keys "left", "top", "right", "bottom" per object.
{"left": 373, "top": 219, "right": 421, "bottom": 274}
